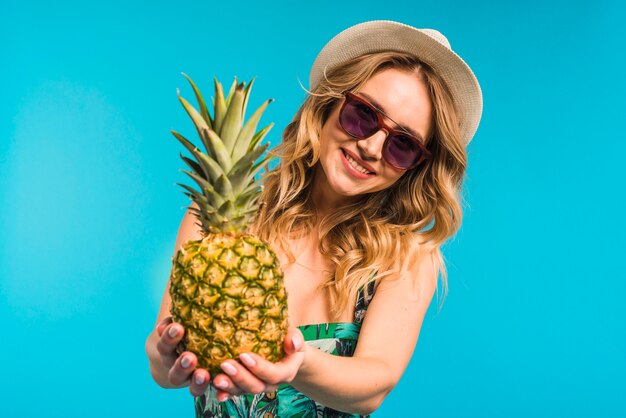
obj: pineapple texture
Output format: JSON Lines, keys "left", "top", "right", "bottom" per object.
{"left": 170, "top": 234, "right": 288, "bottom": 378}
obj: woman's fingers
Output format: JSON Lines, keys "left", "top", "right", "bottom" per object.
{"left": 284, "top": 327, "right": 305, "bottom": 355}
{"left": 212, "top": 373, "right": 244, "bottom": 397}
{"left": 156, "top": 323, "right": 184, "bottom": 358}
{"left": 156, "top": 316, "right": 173, "bottom": 337}
{"left": 233, "top": 327, "right": 306, "bottom": 385}
{"left": 219, "top": 360, "right": 270, "bottom": 394}
{"left": 153, "top": 319, "right": 215, "bottom": 397}
{"left": 237, "top": 351, "right": 301, "bottom": 386}
{"left": 213, "top": 327, "right": 306, "bottom": 395}
{"left": 189, "top": 368, "right": 211, "bottom": 397}
{"left": 237, "top": 353, "right": 282, "bottom": 385}
{"left": 212, "top": 373, "right": 247, "bottom": 402}
{"left": 154, "top": 320, "right": 303, "bottom": 397}
{"left": 168, "top": 351, "right": 197, "bottom": 386}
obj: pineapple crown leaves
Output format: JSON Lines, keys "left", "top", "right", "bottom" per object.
{"left": 171, "top": 73, "right": 275, "bottom": 234}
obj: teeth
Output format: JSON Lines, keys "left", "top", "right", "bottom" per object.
{"left": 344, "top": 152, "right": 372, "bottom": 174}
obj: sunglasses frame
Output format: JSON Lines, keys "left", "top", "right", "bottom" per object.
{"left": 339, "top": 92, "right": 431, "bottom": 170}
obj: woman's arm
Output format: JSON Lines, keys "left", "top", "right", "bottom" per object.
{"left": 295, "top": 248, "right": 437, "bottom": 413}
{"left": 218, "top": 247, "right": 439, "bottom": 415}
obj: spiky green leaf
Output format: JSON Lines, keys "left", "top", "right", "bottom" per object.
{"left": 248, "top": 123, "right": 274, "bottom": 151}
{"left": 171, "top": 130, "right": 213, "bottom": 180}
{"left": 241, "top": 177, "right": 264, "bottom": 196}
{"left": 241, "top": 78, "right": 255, "bottom": 124}
{"left": 250, "top": 153, "right": 273, "bottom": 177}
{"left": 228, "top": 144, "right": 270, "bottom": 194}
{"left": 181, "top": 73, "right": 212, "bottom": 129}
{"left": 173, "top": 131, "right": 225, "bottom": 184}
{"left": 228, "top": 153, "right": 272, "bottom": 196}
{"left": 217, "top": 200, "right": 235, "bottom": 218}
{"left": 177, "top": 183, "right": 213, "bottom": 209}
{"left": 214, "top": 175, "right": 233, "bottom": 200}
{"left": 213, "top": 78, "right": 227, "bottom": 133}
{"left": 232, "top": 98, "right": 273, "bottom": 162}
{"left": 195, "top": 151, "right": 226, "bottom": 183}
{"left": 177, "top": 91, "right": 212, "bottom": 142}
{"left": 220, "top": 82, "right": 245, "bottom": 153}
{"left": 234, "top": 187, "right": 260, "bottom": 209}
{"left": 229, "top": 143, "right": 269, "bottom": 177}
{"left": 181, "top": 170, "right": 224, "bottom": 208}
{"left": 205, "top": 129, "right": 232, "bottom": 171}
{"left": 180, "top": 154, "right": 203, "bottom": 178}
{"left": 181, "top": 169, "right": 214, "bottom": 194}
{"left": 224, "top": 78, "right": 238, "bottom": 108}
{"left": 177, "top": 93, "right": 222, "bottom": 162}
{"left": 227, "top": 170, "right": 249, "bottom": 197}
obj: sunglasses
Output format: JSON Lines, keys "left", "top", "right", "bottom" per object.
{"left": 338, "top": 92, "right": 431, "bottom": 170}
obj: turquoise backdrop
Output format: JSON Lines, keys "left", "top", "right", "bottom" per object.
{"left": 1, "top": 0, "right": 624, "bottom": 417}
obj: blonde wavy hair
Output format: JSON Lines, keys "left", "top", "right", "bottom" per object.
{"left": 253, "top": 51, "right": 467, "bottom": 321}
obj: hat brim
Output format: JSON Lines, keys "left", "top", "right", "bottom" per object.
{"left": 309, "top": 20, "right": 483, "bottom": 144}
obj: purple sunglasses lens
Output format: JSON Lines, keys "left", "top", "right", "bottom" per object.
{"left": 384, "top": 134, "right": 422, "bottom": 169}
{"left": 340, "top": 100, "right": 379, "bottom": 137}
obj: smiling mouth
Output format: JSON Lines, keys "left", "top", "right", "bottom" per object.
{"left": 342, "top": 149, "right": 374, "bottom": 175}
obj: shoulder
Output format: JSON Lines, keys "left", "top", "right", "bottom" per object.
{"left": 375, "top": 240, "right": 439, "bottom": 302}
{"left": 366, "top": 245, "right": 438, "bottom": 336}
{"left": 174, "top": 203, "right": 204, "bottom": 252}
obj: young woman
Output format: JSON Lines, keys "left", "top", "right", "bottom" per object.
{"left": 146, "top": 20, "right": 482, "bottom": 417}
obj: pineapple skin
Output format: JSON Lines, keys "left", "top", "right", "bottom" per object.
{"left": 169, "top": 232, "right": 288, "bottom": 378}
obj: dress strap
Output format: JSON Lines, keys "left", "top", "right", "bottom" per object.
{"left": 353, "top": 278, "right": 377, "bottom": 325}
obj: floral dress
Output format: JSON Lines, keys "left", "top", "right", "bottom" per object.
{"left": 194, "top": 280, "right": 378, "bottom": 418}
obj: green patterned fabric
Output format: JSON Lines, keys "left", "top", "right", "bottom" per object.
{"left": 194, "top": 280, "right": 377, "bottom": 418}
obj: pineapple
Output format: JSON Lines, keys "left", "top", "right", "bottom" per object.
{"left": 168, "top": 73, "right": 288, "bottom": 379}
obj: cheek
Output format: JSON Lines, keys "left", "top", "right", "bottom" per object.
{"left": 319, "top": 107, "right": 348, "bottom": 146}
{"left": 318, "top": 124, "right": 344, "bottom": 159}
{"left": 318, "top": 134, "right": 332, "bottom": 164}
{"left": 376, "top": 169, "right": 405, "bottom": 190}
{"left": 381, "top": 163, "right": 405, "bottom": 181}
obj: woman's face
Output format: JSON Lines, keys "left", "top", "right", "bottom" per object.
{"left": 314, "top": 68, "right": 433, "bottom": 202}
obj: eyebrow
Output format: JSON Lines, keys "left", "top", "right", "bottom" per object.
{"left": 359, "top": 92, "right": 426, "bottom": 143}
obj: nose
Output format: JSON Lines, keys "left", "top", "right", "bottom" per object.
{"left": 356, "top": 129, "right": 387, "bottom": 161}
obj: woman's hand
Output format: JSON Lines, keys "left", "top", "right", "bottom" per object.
{"left": 210, "top": 327, "right": 306, "bottom": 401}
{"left": 154, "top": 317, "right": 212, "bottom": 397}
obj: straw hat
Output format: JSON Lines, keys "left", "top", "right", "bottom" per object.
{"left": 309, "top": 20, "right": 483, "bottom": 144}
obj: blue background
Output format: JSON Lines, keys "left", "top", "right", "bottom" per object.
{"left": 1, "top": 0, "right": 624, "bottom": 416}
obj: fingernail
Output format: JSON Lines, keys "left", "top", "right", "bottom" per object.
{"left": 221, "top": 362, "right": 237, "bottom": 376}
{"left": 181, "top": 355, "right": 192, "bottom": 368}
{"left": 194, "top": 374, "right": 205, "bottom": 385}
{"left": 292, "top": 335, "right": 302, "bottom": 351}
{"left": 239, "top": 353, "right": 256, "bottom": 367}
{"left": 218, "top": 393, "right": 230, "bottom": 402}
{"left": 214, "top": 380, "right": 228, "bottom": 389}
{"left": 168, "top": 325, "right": 180, "bottom": 338}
